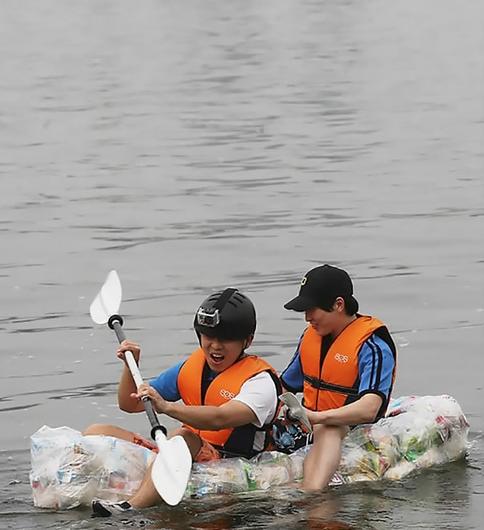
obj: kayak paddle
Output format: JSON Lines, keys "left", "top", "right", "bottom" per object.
{"left": 89, "top": 270, "right": 192, "bottom": 506}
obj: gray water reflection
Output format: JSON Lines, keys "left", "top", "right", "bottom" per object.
{"left": 1, "top": 0, "right": 484, "bottom": 528}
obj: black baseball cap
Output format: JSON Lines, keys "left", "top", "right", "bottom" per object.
{"left": 284, "top": 264, "right": 357, "bottom": 312}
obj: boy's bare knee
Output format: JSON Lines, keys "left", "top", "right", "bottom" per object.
{"left": 169, "top": 427, "right": 202, "bottom": 458}
{"left": 83, "top": 423, "right": 112, "bottom": 436}
{"left": 173, "top": 426, "right": 192, "bottom": 437}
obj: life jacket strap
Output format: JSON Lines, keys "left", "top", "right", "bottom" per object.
{"left": 303, "top": 374, "right": 359, "bottom": 396}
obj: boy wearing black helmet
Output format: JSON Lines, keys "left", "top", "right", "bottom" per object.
{"left": 86, "top": 288, "right": 281, "bottom": 514}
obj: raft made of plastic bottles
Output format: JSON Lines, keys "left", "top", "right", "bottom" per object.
{"left": 30, "top": 394, "right": 469, "bottom": 510}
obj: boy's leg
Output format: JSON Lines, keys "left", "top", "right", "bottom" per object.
{"left": 90, "top": 425, "right": 220, "bottom": 509}
{"left": 302, "top": 424, "right": 348, "bottom": 491}
{"left": 83, "top": 423, "right": 158, "bottom": 451}
{"left": 129, "top": 427, "right": 212, "bottom": 509}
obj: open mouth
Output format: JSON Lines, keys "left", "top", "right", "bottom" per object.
{"left": 209, "top": 352, "right": 225, "bottom": 365}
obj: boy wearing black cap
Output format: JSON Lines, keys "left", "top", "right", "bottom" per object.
{"left": 281, "top": 264, "right": 397, "bottom": 491}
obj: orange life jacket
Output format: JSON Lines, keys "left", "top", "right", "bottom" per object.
{"left": 177, "top": 347, "right": 281, "bottom": 457}
{"left": 300, "top": 315, "right": 396, "bottom": 416}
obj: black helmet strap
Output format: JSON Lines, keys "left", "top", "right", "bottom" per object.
{"left": 213, "top": 288, "right": 237, "bottom": 311}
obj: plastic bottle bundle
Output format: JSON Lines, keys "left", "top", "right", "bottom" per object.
{"left": 30, "top": 425, "right": 153, "bottom": 509}
{"left": 339, "top": 395, "right": 470, "bottom": 483}
{"left": 245, "top": 449, "right": 305, "bottom": 491}
{"left": 186, "top": 446, "right": 310, "bottom": 497}
{"left": 383, "top": 395, "right": 470, "bottom": 480}
{"left": 338, "top": 418, "right": 404, "bottom": 483}
{"left": 185, "top": 458, "right": 250, "bottom": 497}
{"left": 89, "top": 434, "right": 154, "bottom": 501}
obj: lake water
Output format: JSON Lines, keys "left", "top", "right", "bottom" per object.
{"left": 1, "top": 1, "right": 483, "bottom": 529}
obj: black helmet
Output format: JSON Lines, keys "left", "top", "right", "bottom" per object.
{"left": 194, "top": 288, "right": 256, "bottom": 341}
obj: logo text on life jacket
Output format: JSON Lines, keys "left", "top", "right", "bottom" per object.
{"left": 335, "top": 353, "right": 349, "bottom": 363}
{"left": 220, "top": 389, "right": 236, "bottom": 400}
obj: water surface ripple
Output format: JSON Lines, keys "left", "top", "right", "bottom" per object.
{"left": 1, "top": 0, "right": 483, "bottom": 529}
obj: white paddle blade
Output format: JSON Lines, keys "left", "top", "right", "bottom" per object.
{"left": 280, "top": 392, "right": 313, "bottom": 433}
{"left": 152, "top": 434, "right": 192, "bottom": 506}
{"left": 89, "top": 270, "right": 122, "bottom": 324}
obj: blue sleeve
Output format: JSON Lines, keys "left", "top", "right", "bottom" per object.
{"left": 149, "top": 360, "right": 185, "bottom": 401}
{"left": 280, "top": 333, "right": 305, "bottom": 393}
{"left": 358, "top": 334, "right": 395, "bottom": 401}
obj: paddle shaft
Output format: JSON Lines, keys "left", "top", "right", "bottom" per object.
{"left": 109, "top": 315, "right": 167, "bottom": 437}
{"left": 90, "top": 271, "right": 192, "bottom": 505}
